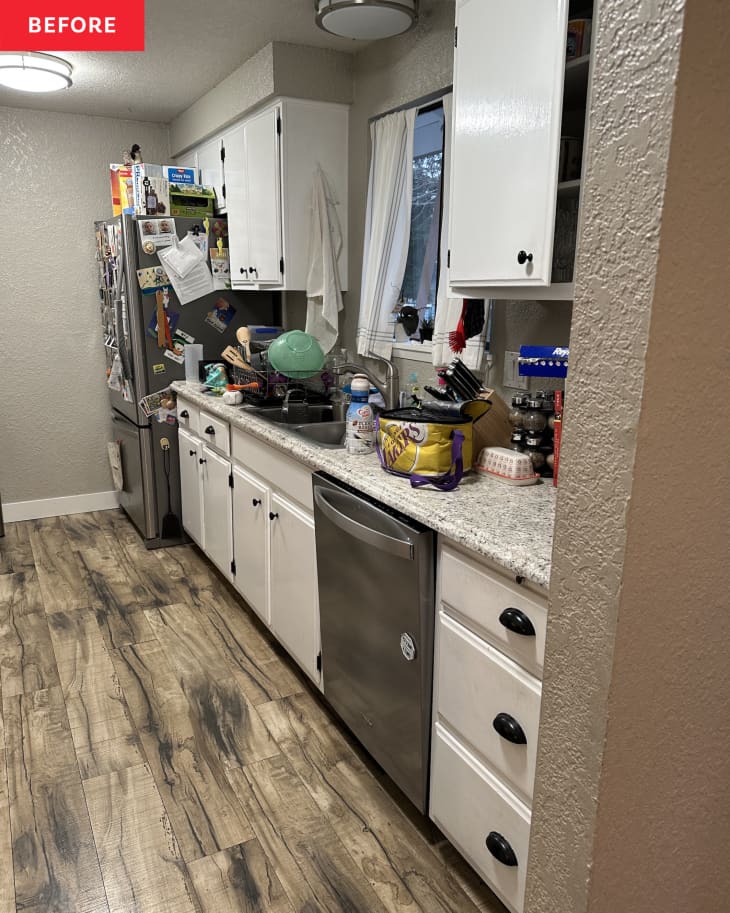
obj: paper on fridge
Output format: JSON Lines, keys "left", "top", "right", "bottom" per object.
{"left": 158, "top": 235, "right": 213, "bottom": 304}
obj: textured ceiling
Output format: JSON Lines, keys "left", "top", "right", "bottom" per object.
{"left": 0, "top": 0, "right": 363, "bottom": 122}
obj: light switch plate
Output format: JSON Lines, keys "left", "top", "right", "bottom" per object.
{"left": 503, "top": 351, "right": 528, "bottom": 390}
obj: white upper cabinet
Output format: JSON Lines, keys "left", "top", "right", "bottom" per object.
{"left": 196, "top": 136, "right": 226, "bottom": 210}
{"left": 448, "top": 0, "right": 570, "bottom": 292}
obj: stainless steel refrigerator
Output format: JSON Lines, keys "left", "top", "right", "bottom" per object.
{"left": 95, "top": 213, "right": 274, "bottom": 547}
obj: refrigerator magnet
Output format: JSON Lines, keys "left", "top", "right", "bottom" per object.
{"left": 205, "top": 298, "right": 236, "bottom": 333}
{"left": 153, "top": 363, "right": 166, "bottom": 375}
{"left": 210, "top": 248, "right": 231, "bottom": 289}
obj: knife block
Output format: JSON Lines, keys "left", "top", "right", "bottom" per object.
{"left": 472, "top": 389, "right": 512, "bottom": 452}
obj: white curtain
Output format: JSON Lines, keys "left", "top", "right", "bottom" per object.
{"left": 432, "top": 93, "right": 487, "bottom": 370}
{"left": 357, "top": 108, "right": 417, "bottom": 359}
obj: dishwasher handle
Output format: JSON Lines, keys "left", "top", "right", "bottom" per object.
{"left": 314, "top": 487, "right": 414, "bottom": 560}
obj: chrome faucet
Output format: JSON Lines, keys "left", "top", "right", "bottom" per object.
{"left": 333, "top": 352, "right": 400, "bottom": 411}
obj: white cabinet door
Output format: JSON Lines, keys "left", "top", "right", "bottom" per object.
{"left": 196, "top": 136, "right": 225, "bottom": 210}
{"left": 201, "top": 444, "right": 233, "bottom": 580}
{"left": 269, "top": 493, "right": 320, "bottom": 683}
{"left": 449, "top": 0, "right": 568, "bottom": 287}
{"left": 232, "top": 466, "right": 270, "bottom": 624}
{"left": 223, "top": 122, "right": 251, "bottom": 283}
{"left": 244, "top": 106, "right": 282, "bottom": 284}
{"left": 178, "top": 427, "right": 204, "bottom": 548}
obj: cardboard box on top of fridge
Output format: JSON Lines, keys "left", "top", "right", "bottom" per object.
{"left": 132, "top": 164, "right": 198, "bottom": 216}
{"left": 109, "top": 164, "right": 135, "bottom": 216}
{"left": 169, "top": 184, "right": 216, "bottom": 218}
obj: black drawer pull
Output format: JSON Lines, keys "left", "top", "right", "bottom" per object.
{"left": 517, "top": 250, "right": 533, "bottom": 265}
{"left": 204, "top": 425, "right": 215, "bottom": 435}
{"left": 492, "top": 712, "right": 527, "bottom": 745}
{"left": 499, "top": 607, "right": 535, "bottom": 637}
{"left": 252, "top": 498, "right": 262, "bottom": 507}
{"left": 486, "top": 831, "right": 518, "bottom": 867}
{"left": 189, "top": 450, "right": 196, "bottom": 457}
{"left": 179, "top": 410, "right": 189, "bottom": 418}
{"left": 199, "top": 458, "right": 207, "bottom": 465}
{"left": 269, "top": 511, "right": 279, "bottom": 521}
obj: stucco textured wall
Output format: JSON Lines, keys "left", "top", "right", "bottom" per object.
{"left": 526, "top": 2, "right": 686, "bottom": 912}
{"left": 0, "top": 107, "right": 169, "bottom": 504}
{"left": 169, "top": 42, "right": 353, "bottom": 157}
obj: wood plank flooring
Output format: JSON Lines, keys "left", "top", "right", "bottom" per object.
{"left": 0, "top": 510, "right": 504, "bottom": 913}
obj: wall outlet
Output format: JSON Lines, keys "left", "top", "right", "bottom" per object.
{"left": 503, "top": 351, "right": 528, "bottom": 390}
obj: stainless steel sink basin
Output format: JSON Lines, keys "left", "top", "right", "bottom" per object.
{"left": 247, "top": 403, "right": 334, "bottom": 425}
{"left": 291, "top": 421, "right": 346, "bottom": 449}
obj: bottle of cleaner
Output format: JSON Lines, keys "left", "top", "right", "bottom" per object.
{"left": 345, "top": 374, "right": 375, "bottom": 454}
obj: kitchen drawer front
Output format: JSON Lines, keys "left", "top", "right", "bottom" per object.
{"left": 439, "top": 544, "right": 547, "bottom": 677}
{"left": 435, "top": 611, "right": 541, "bottom": 803}
{"left": 176, "top": 398, "right": 200, "bottom": 435}
{"left": 232, "top": 426, "right": 313, "bottom": 511}
{"left": 430, "top": 723, "right": 530, "bottom": 913}
{"left": 200, "top": 410, "right": 231, "bottom": 456}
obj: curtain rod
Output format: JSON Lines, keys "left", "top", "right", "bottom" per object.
{"left": 368, "top": 85, "right": 452, "bottom": 124}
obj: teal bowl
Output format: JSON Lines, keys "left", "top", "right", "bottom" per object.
{"left": 267, "top": 330, "right": 325, "bottom": 379}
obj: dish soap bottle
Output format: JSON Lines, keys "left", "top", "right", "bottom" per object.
{"left": 345, "top": 374, "right": 375, "bottom": 454}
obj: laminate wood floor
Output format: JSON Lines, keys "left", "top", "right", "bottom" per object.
{"left": 0, "top": 510, "right": 505, "bottom": 913}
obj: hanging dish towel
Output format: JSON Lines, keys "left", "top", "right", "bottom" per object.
{"left": 305, "top": 166, "right": 343, "bottom": 354}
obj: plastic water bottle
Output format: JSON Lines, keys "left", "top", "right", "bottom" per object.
{"left": 345, "top": 374, "right": 375, "bottom": 454}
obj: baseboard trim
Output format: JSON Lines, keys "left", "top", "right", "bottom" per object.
{"left": 3, "top": 491, "right": 120, "bottom": 523}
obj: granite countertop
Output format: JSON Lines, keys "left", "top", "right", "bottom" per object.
{"left": 172, "top": 382, "right": 556, "bottom": 589}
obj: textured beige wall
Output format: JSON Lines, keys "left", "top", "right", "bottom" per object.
{"left": 0, "top": 107, "right": 170, "bottom": 504}
{"left": 585, "top": 0, "right": 730, "bottom": 907}
{"left": 169, "top": 42, "right": 353, "bottom": 157}
{"left": 526, "top": 2, "right": 687, "bottom": 912}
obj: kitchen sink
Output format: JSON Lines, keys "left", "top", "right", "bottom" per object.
{"left": 290, "top": 421, "right": 347, "bottom": 449}
{"left": 247, "top": 403, "right": 334, "bottom": 424}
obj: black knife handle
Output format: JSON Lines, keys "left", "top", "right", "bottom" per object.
{"left": 486, "top": 831, "right": 518, "bottom": 867}
{"left": 499, "top": 607, "right": 536, "bottom": 637}
{"left": 492, "top": 713, "right": 527, "bottom": 745}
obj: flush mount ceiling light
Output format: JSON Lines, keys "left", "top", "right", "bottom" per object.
{"left": 0, "top": 52, "right": 73, "bottom": 93}
{"left": 315, "top": 0, "right": 418, "bottom": 40}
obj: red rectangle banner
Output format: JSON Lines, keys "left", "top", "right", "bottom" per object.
{"left": 2, "top": 1, "right": 145, "bottom": 51}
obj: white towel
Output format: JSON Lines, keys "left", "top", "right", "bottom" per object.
{"left": 305, "top": 166, "right": 343, "bottom": 354}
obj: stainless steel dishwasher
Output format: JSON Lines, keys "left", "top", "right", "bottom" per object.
{"left": 312, "top": 472, "right": 435, "bottom": 813}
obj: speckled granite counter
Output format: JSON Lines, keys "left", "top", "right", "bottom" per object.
{"left": 172, "top": 382, "right": 556, "bottom": 589}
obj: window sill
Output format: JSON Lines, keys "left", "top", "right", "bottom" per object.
{"left": 391, "top": 341, "right": 434, "bottom": 362}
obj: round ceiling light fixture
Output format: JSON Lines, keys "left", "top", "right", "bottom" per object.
{"left": 0, "top": 52, "right": 73, "bottom": 93}
{"left": 315, "top": 1, "right": 418, "bottom": 40}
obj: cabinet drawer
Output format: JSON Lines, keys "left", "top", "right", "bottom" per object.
{"left": 232, "top": 426, "right": 313, "bottom": 511}
{"left": 176, "top": 398, "right": 199, "bottom": 435}
{"left": 439, "top": 545, "right": 547, "bottom": 677}
{"left": 430, "top": 723, "right": 530, "bottom": 913}
{"left": 200, "top": 410, "right": 230, "bottom": 456}
{"left": 435, "top": 612, "right": 541, "bottom": 803}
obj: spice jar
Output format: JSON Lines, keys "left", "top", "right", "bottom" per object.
{"left": 510, "top": 429, "right": 525, "bottom": 452}
{"left": 523, "top": 398, "right": 547, "bottom": 434}
{"left": 524, "top": 431, "right": 546, "bottom": 471}
{"left": 508, "top": 395, "right": 526, "bottom": 428}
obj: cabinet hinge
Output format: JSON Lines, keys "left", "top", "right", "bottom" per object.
{"left": 230, "top": 559, "right": 236, "bottom": 576}
{"left": 222, "top": 182, "right": 226, "bottom": 200}
{"left": 316, "top": 652, "right": 322, "bottom": 672}
{"left": 454, "top": 26, "right": 458, "bottom": 48}
{"left": 276, "top": 115, "right": 282, "bottom": 136}
{"left": 229, "top": 472, "right": 234, "bottom": 488}
{"left": 279, "top": 257, "right": 284, "bottom": 274}
{"left": 220, "top": 145, "right": 226, "bottom": 162}
{"left": 447, "top": 249, "right": 451, "bottom": 268}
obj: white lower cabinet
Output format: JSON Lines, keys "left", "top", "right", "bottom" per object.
{"left": 431, "top": 540, "right": 547, "bottom": 913}
{"left": 269, "top": 493, "right": 319, "bottom": 683}
{"left": 178, "top": 426, "right": 204, "bottom": 548}
{"left": 200, "top": 444, "right": 233, "bottom": 580}
{"left": 232, "top": 465, "right": 269, "bottom": 624}
{"left": 431, "top": 724, "right": 531, "bottom": 913}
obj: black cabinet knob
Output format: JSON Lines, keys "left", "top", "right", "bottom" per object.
{"left": 517, "top": 250, "right": 533, "bottom": 265}
{"left": 269, "top": 511, "right": 279, "bottom": 521}
{"left": 204, "top": 425, "right": 215, "bottom": 435}
{"left": 486, "top": 832, "right": 518, "bottom": 867}
{"left": 499, "top": 607, "right": 536, "bottom": 637}
{"left": 239, "top": 267, "right": 247, "bottom": 275}
{"left": 492, "top": 712, "right": 527, "bottom": 745}
{"left": 189, "top": 450, "right": 196, "bottom": 457}
{"left": 179, "top": 410, "right": 189, "bottom": 418}
{"left": 199, "top": 458, "right": 207, "bottom": 465}
{"left": 252, "top": 498, "right": 262, "bottom": 507}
